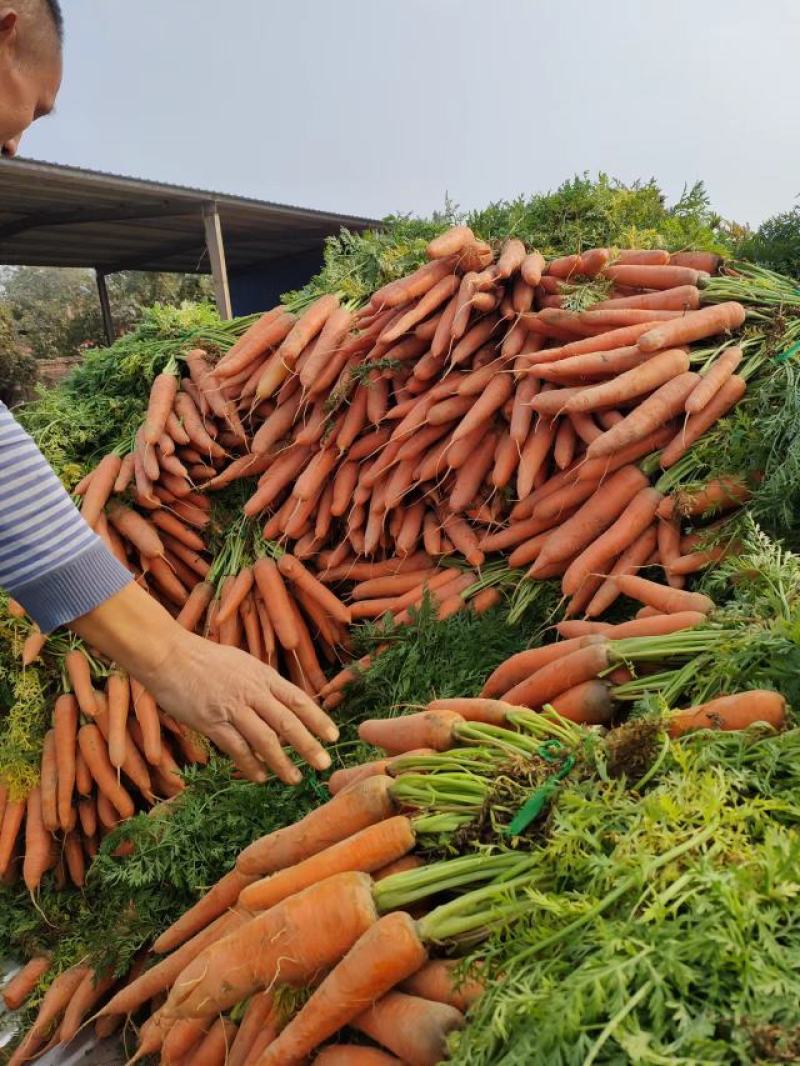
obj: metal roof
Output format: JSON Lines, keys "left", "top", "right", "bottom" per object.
{"left": 0, "top": 158, "right": 379, "bottom": 274}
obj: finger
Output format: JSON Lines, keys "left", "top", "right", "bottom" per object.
{"left": 234, "top": 708, "right": 302, "bottom": 786}
{"left": 250, "top": 688, "right": 332, "bottom": 772}
{"left": 210, "top": 724, "right": 267, "bottom": 784}
{"left": 269, "top": 672, "right": 340, "bottom": 744}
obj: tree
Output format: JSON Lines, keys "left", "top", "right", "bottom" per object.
{"left": 736, "top": 204, "right": 800, "bottom": 280}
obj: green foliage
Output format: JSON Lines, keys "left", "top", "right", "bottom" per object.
{"left": 736, "top": 204, "right": 800, "bottom": 281}
{"left": 339, "top": 587, "right": 562, "bottom": 722}
{"left": 452, "top": 726, "right": 800, "bottom": 1065}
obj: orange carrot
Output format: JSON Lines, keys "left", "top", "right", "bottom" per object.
{"left": 153, "top": 868, "right": 255, "bottom": 955}
{"left": 173, "top": 393, "right": 226, "bottom": 459}
{"left": 502, "top": 641, "right": 610, "bottom": 706}
{"left": 638, "top": 302, "right": 746, "bottom": 353}
{"left": 237, "top": 775, "right": 396, "bottom": 876}
{"left": 354, "top": 991, "right": 465, "bottom": 1066}
{"left": 227, "top": 992, "right": 274, "bottom": 1066}
{"left": 176, "top": 580, "right": 214, "bottom": 632}
{"left": 526, "top": 343, "right": 657, "bottom": 382}
{"left": 616, "top": 249, "right": 670, "bottom": 266}
{"left": 182, "top": 1016, "right": 237, "bottom": 1066}
{"left": 215, "top": 307, "right": 295, "bottom": 378}
{"left": 553, "top": 417, "right": 576, "bottom": 469}
{"left": 575, "top": 424, "right": 675, "bottom": 483}
{"left": 381, "top": 275, "right": 460, "bottom": 346}
{"left": 270, "top": 293, "right": 340, "bottom": 373}
{"left": 2, "top": 955, "right": 51, "bottom": 1011}
{"left": 562, "top": 488, "right": 663, "bottom": 596}
{"left": 78, "top": 724, "right": 135, "bottom": 818}
{"left": 532, "top": 466, "right": 648, "bottom": 574}
{"left": 161, "top": 1016, "right": 212, "bottom": 1064}
{"left": 23, "top": 787, "right": 54, "bottom": 892}
{"left": 59, "top": 968, "right": 116, "bottom": 1043}
{"left": 426, "top": 697, "right": 510, "bottom": 726}
{"left": 105, "top": 671, "right": 130, "bottom": 769}
{"left": 521, "top": 321, "right": 662, "bottom": 364}
{"left": 427, "top": 225, "right": 475, "bottom": 260}
{"left": 21, "top": 626, "right": 46, "bottom": 667}
{"left": 550, "top": 680, "right": 614, "bottom": 724}
{"left": 604, "top": 263, "right": 706, "bottom": 289}
{"left": 615, "top": 573, "right": 714, "bottom": 614}
{"left": 668, "top": 690, "right": 785, "bottom": 737}
{"left": 564, "top": 348, "right": 691, "bottom": 414}
{"left": 79, "top": 453, "right": 123, "bottom": 528}
{"left": 586, "top": 371, "right": 700, "bottom": 458}
{"left": 65, "top": 648, "right": 97, "bottom": 718}
{"left": 359, "top": 710, "right": 463, "bottom": 755}
{"left": 585, "top": 525, "right": 658, "bottom": 617}
{"left": 257, "top": 911, "right": 428, "bottom": 1066}
{"left": 314, "top": 1047, "right": 405, "bottom": 1065}
{"left": 669, "top": 251, "right": 722, "bottom": 273}
{"left": 592, "top": 283, "right": 700, "bottom": 312}
{"left": 143, "top": 372, "right": 180, "bottom": 446}
{"left": 661, "top": 374, "right": 747, "bottom": 468}
{"left": 166, "top": 872, "right": 379, "bottom": 1018}
{"left": 300, "top": 306, "right": 356, "bottom": 389}
{"left": 240, "top": 816, "right": 415, "bottom": 912}
{"left": 8, "top": 965, "right": 88, "bottom": 1066}
{"left": 0, "top": 797, "right": 25, "bottom": 876}
{"left": 100, "top": 911, "right": 248, "bottom": 1019}
{"left": 278, "top": 552, "right": 351, "bottom": 626}
{"left": 108, "top": 504, "right": 165, "bottom": 557}
{"left": 480, "top": 635, "right": 603, "bottom": 698}
{"left": 658, "top": 475, "right": 751, "bottom": 518}
{"left": 128, "top": 679, "right": 162, "bottom": 766}
{"left": 685, "top": 346, "right": 743, "bottom": 414}
{"left": 521, "top": 251, "right": 546, "bottom": 286}
{"left": 251, "top": 557, "right": 301, "bottom": 651}
{"left": 401, "top": 959, "right": 484, "bottom": 1012}
{"left": 39, "top": 729, "right": 59, "bottom": 832}
{"left": 516, "top": 418, "right": 556, "bottom": 499}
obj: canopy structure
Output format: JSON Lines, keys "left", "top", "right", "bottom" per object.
{"left": 0, "top": 158, "right": 378, "bottom": 338}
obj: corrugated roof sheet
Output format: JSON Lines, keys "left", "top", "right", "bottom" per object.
{"left": 0, "top": 158, "right": 379, "bottom": 274}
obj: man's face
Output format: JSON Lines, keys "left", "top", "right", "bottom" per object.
{"left": 0, "top": 8, "right": 62, "bottom": 157}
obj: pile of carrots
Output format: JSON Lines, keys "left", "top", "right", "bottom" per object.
{"left": 59, "top": 228, "right": 753, "bottom": 709}
{"left": 5, "top": 662, "right": 786, "bottom": 1066}
{"left": 0, "top": 641, "right": 210, "bottom": 893}
{"left": 0, "top": 229, "right": 756, "bottom": 898}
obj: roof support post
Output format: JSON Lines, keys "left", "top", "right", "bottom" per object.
{"left": 95, "top": 269, "right": 114, "bottom": 346}
{"left": 202, "top": 201, "right": 232, "bottom": 320}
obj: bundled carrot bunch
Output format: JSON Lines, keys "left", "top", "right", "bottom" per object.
{"left": 196, "top": 228, "right": 751, "bottom": 620}
{"left": 0, "top": 633, "right": 209, "bottom": 894}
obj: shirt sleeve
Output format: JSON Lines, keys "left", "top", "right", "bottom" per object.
{"left": 0, "top": 402, "right": 133, "bottom": 633}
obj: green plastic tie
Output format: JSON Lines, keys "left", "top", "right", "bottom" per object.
{"left": 775, "top": 341, "right": 800, "bottom": 364}
{"left": 505, "top": 741, "right": 576, "bottom": 836}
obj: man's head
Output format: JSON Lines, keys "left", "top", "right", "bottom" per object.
{"left": 0, "top": 0, "right": 62, "bottom": 157}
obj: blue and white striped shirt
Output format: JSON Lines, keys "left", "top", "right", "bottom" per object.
{"left": 0, "top": 403, "right": 132, "bottom": 632}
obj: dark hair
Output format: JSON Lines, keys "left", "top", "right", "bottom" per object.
{"left": 42, "top": 0, "right": 62, "bottom": 42}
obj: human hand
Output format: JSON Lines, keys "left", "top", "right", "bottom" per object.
{"left": 70, "top": 581, "right": 338, "bottom": 785}
{"left": 144, "top": 630, "right": 338, "bottom": 784}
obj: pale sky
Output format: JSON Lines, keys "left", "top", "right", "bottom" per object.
{"left": 19, "top": 0, "right": 800, "bottom": 227}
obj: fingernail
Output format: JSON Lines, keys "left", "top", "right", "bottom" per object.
{"left": 314, "top": 752, "right": 332, "bottom": 771}
{"left": 255, "top": 771, "right": 267, "bottom": 784}
{"left": 325, "top": 727, "right": 340, "bottom": 742}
